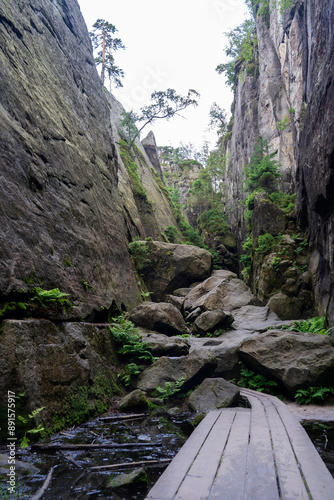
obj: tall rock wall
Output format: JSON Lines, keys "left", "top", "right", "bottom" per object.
{"left": 0, "top": 0, "right": 177, "bottom": 319}
{"left": 225, "top": 0, "right": 334, "bottom": 322}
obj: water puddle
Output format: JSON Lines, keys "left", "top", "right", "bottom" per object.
{"left": 304, "top": 423, "right": 334, "bottom": 477}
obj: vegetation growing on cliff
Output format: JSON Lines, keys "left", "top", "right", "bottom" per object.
{"left": 216, "top": 17, "right": 258, "bottom": 89}
{"left": 89, "top": 19, "right": 125, "bottom": 87}
{"left": 120, "top": 89, "right": 200, "bottom": 147}
{"left": 244, "top": 137, "right": 281, "bottom": 194}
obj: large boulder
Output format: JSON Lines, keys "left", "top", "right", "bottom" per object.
{"left": 193, "top": 310, "right": 233, "bottom": 336}
{"left": 0, "top": 320, "right": 122, "bottom": 437}
{"left": 128, "top": 302, "right": 188, "bottom": 336}
{"left": 135, "top": 350, "right": 217, "bottom": 396}
{"left": 188, "top": 378, "right": 240, "bottom": 413}
{"left": 267, "top": 292, "right": 305, "bottom": 320}
{"left": 135, "top": 241, "right": 213, "bottom": 301}
{"left": 183, "top": 270, "right": 255, "bottom": 315}
{"left": 139, "top": 331, "right": 190, "bottom": 356}
{"left": 239, "top": 330, "right": 334, "bottom": 395}
{"left": 232, "top": 305, "right": 290, "bottom": 331}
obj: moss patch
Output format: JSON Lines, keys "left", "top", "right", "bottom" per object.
{"left": 49, "top": 372, "right": 122, "bottom": 434}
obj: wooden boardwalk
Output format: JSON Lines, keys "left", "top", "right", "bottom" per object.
{"left": 145, "top": 388, "right": 334, "bottom": 500}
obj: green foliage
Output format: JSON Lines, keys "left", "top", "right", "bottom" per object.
{"left": 269, "top": 192, "right": 296, "bottom": 214}
{"left": 163, "top": 225, "right": 184, "bottom": 244}
{"left": 197, "top": 209, "right": 230, "bottom": 236}
{"left": 238, "top": 363, "right": 278, "bottom": 394}
{"left": 120, "top": 111, "right": 139, "bottom": 143}
{"left": 118, "top": 363, "right": 142, "bottom": 386}
{"left": 156, "top": 377, "right": 186, "bottom": 401}
{"left": 277, "top": 115, "right": 289, "bottom": 131}
{"left": 295, "top": 386, "right": 334, "bottom": 405}
{"left": 216, "top": 18, "right": 258, "bottom": 89}
{"left": 89, "top": 19, "right": 125, "bottom": 87}
{"left": 256, "top": 233, "right": 276, "bottom": 255}
{"left": 244, "top": 137, "right": 281, "bottom": 194}
{"left": 280, "top": 316, "right": 332, "bottom": 336}
{"left": 129, "top": 238, "right": 150, "bottom": 275}
{"left": 123, "top": 89, "right": 199, "bottom": 147}
{"left": 168, "top": 187, "right": 206, "bottom": 248}
{"left": 110, "top": 316, "right": 154, "bottom": 364}
{"left": 240, "top": 235, "right": 253, "bottom": 279}
{"left": 18, "top": 407, "right": 45, "bottom": 449}
{"left": 0, "top": 287, "right": 72, "bottom": 320}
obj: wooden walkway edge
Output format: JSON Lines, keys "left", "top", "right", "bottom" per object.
{"left": 145, "top": 389, "right": 334, "bottom": 500}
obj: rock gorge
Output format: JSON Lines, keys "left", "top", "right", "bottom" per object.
{"left": 1, "top": 0, "right": 334, "bottom": 437}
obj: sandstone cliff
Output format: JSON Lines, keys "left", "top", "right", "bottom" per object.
{"left": 0, "top": 0, "right": 176, "bottom": 320}
{"left": 224, "top": 0, "right": 334, "bottom": 323}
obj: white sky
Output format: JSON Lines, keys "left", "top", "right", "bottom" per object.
{"left": 77, "top": 0, "right": 249, "bottom": 151}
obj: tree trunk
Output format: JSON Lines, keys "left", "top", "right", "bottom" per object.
{"left": 100, "top": 25, "right": 106, "bottom": 85}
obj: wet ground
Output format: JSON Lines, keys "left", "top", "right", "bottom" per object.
{"left": 0, "top": 410, "right": 192, "bottom": 500}
{"left": 1, "top": 406, "right": 333, "bottom": 499}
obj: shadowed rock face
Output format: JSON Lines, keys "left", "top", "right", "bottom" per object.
{"left": 0, "top": 0, "right": 141, "bottom": 317}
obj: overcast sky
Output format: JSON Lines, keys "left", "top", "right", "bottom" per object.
{"left": 77, "top": 0, "right": 249, "bottom": 151}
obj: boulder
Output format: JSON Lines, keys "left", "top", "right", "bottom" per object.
{"left": 137, "top": 241, "right": 213, "bottom": 301}
{"left": 232, "top": 305, "right": 290, "bottom": 331}
{"left": 173, "top": 288, "right": 193, "bottom": 297}
{"left": 188, "top": 330, "right": 258, "bottom": 379}
{"left": 188, "top": 378, "right": 240, "bottom": 413}
{"left": 267, "top": 292, "right": 304, "bottom": 320}
{"left": 183, "top": 270, "right": 254, "bottom": 315}
{"left": 0, "top": 454, "right": 39, "bottom": 477}
{"left": 165, "top": 295, "right": 184, "bottom": 311}
{"left": 239, "top": 330, "right": 334, "bottom": 395}
{"left": 193, "top": 310, "right": 233, "bottom": 335}
{"left": 135, "top": 350, "right": 217, "bottom": 396}
{"left": 140, "top": 332, "right": 190, "bottom": 356}
{"left": 0, "top": 319, "right": 122, "bottom": 437}
{"left": 106, "top": 467, "right": 148, "bottom": 489}
{"left": 128, "top": 302, "right": 188, "bottom": 336}
{"left": 118, "top": 390, "right": 149, "bottom": 412}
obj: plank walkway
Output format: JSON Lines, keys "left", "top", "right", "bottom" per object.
{"left": 145, "top": 388, "right": 334, "bottom": 500}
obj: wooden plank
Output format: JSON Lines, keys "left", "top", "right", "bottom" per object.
{"left": 145, "top": 410, "right": 223, "bottom": 500}
{"left": 272, "top": 397, "right": 334, "bottom": 500}
{"left": 262, "top": 399, "right": 310, "bottom": 500}
{"left": 243, "top": 394, "right": 279, "bottom": 500}
{"left": 174, "top": 409, "right": 243, "bottom": 500}
{"left": 209, "top": 409, "right": 251, "bottom": 500}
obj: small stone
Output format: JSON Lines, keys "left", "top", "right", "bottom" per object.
{"left": 118, "top": 389, "right": 149, "bottom": 412}
{"left": 106, "top": 467, "right": 148, "bottom": 489}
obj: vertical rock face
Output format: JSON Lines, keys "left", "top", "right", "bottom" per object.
{"left": 0, "top": 0, "right": 178, "bottom": 318}
{"left": 225, "top": 0, "right": 334, "bottom": 323}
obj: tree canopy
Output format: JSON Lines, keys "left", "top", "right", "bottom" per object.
{"left": 120, "top": 88, "right": 200, "bottom": 147}
{"left": 89, "top": 19, "right": 125, "bottom": 88}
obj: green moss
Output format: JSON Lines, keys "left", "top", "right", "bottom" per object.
{"left": 49, "top": 372, "right": 121, "bottom": 434}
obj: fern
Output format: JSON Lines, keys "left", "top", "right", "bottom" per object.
{"left": 295, "top": 387, "right": 334, "bottom": 405}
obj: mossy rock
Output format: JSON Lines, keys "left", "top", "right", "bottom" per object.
{"left": 106, "top": 467, "right": 148, "bottom": 489}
